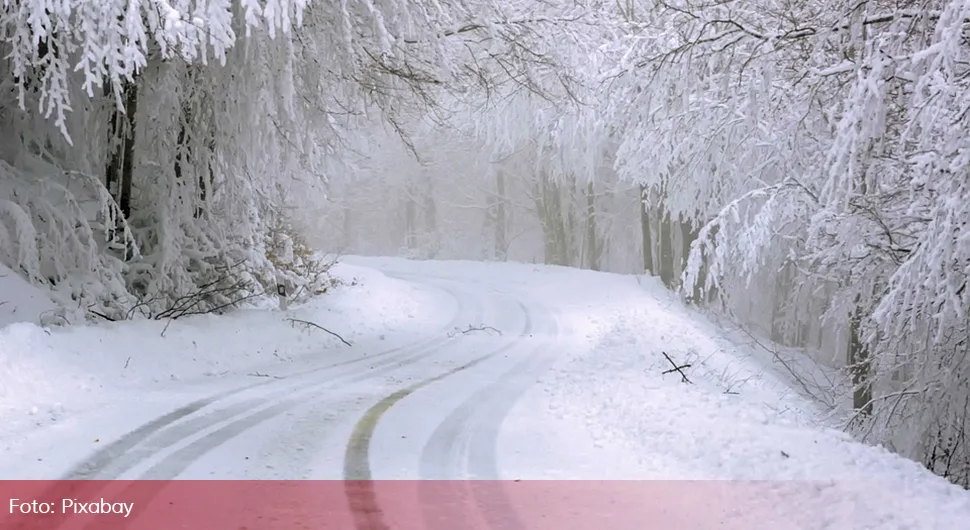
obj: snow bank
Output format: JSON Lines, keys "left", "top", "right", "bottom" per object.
{"left": 532, "top": 285, "right": 970, "bottom": 528}
{"left": 0, "top": 262, "right": 60, "bottom": 328}
{"left": 0, "top": 262, "right": 442, "bottom": 438}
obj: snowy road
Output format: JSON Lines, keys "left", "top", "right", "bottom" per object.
{"left": 56, "top": 270, "right": 561, "bottom": 484}
{"left": 15, "top": 268, "right": 574, "bottom": 529}
{"left": 3, "top": 257, "right": 970, "bottom": 529}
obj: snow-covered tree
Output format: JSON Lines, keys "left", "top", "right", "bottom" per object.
{"left": 0, "top": 0, "right": 596, "bottom": 320}
{"left": 598, "top": 0, "right": 970, "bottom": 486}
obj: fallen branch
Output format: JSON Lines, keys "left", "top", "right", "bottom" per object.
{"left": 125, "top": 259, "right": 263, "bottom": 321}
{"left": 89, "top": 310, "right": 116, "bottom": 321}
{"left": 448, "top": 324, "right": 502, "bottom": 337}
{"left": 662, "top": 351, "right": 693, "bottom": 384}
{"left": 731, "top": 321, "right": 832, "bottom": 404}
{"left": 286, "top": 318, "right": 352, "bottom": 346}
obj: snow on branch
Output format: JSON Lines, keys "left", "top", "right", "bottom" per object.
{"left": 2, "top": 0, "right": 310, "bottom": 140}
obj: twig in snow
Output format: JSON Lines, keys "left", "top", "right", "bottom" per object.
{"left": 285, "top": 318, "right": 352, "bottom": 346}
{"left": 723, "top": 317, "right": 834, "bottom": 406}
{"left": 662, "top": 351, "right": 693, "bottom": 384}
{"left": 719, "top": 364, "right": 756, "bottom": 395}
{"left": 161, "top": 318, "right": 174, "bottom": 337}
{"left": 124, "top": 357, "right": 130, "bottom": 369}
{"left": 248, "top": 372, "right": 283, "bottom": 379}
{"left": 448, "top": 324, "right": 502, "bottom": 337}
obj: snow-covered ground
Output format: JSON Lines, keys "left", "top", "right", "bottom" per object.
{"left": 1, "top": 256, "right": 969, "bottom": 529}
{"left": 0, "top": 261, "right": 446, "bottom": 472}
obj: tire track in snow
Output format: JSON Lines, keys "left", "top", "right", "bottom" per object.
{"left": 132, "top": 322, "right": 491, "bottom": 481}
{"left": 415, "top": 305, "right": 560, "bottom": 530}
{"left": 418, "top": 305, "right": 559, "bottom": 478}
{"left": 86, "top": 282, "right": 515, "bottom": 530}
{"left": 62, "top": 276, "right": 475, "bottom": 482}
{"left": 341, "top": 298, "right": 535, "bottom": 530}
{"left": 48, "top": 277, "right": 484, "bottom": 530}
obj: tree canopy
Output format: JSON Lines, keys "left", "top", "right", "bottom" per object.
{"left": 2, "top": 0, "right": 970, "bottom": 487}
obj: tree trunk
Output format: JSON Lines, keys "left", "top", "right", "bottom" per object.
{"left": 104, "top": 83, "right": 120, "bottom": 200}
{"left": 770, "top": 263, "right": 792, "bottom": 343}
{"left": 104, "top": 79, "right": 138, "bottom": 260}
{"left": 174, "top": 112, "right": 191, "bottom": 216}
{"left": 658, "top": 204, "right": 674, "bottom": 288}
{"left": 564, "top": 184, "right": 577, "bottom": 266}
{"left": 640, "top": 185, "right": 654, "bottom": 274}
{"left": 680, "top": 217, "right": 699, "bottom": 276}
{"left": 848, "top": 137, "right": 875, "bottom": 414}
{"left": 537, "top": 172, "right": 568, "bottom": 266}
{"left": 118, "top": 80, "right": 138, "bottom": 222}
{"left": 483, "top": 173, "right": 497, "bottom": 259}
{"left": 423, "top": 176, "right": 437, "bottom": 257}
{"left": 495, "top": 170, "right": 507, "bottom": 260}
{"left": 585, "top": 180, "right": 600, "bottom": 271}
{"left": 848, "top": 295, "right": 873, "bottom": 415}
{"left": 174, "top": 91, "right": 210, "bottom": 220}
{"left": 198, "top": 134, "right": 212, "bottom": 219}
{"left": 404, "top": 181, "right": 417, "bottom": 252}
{"left": 174, "top": 122, "right": 187, "bottom": 182}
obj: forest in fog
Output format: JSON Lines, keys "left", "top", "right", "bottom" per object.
{"left": 1, "top": 0, "right": 969, "bottom": 486}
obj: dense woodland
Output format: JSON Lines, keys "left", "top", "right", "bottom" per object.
{"left": 1, "top": 0, "right": 969, "bottom": 486}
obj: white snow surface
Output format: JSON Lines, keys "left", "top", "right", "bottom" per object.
{"left": 0, "top": 261, "right": 439, "bottom": 446}
{"left": 0, "top": 256, "right": 968, "bottom": 529}
{"left": 0, "top": 262, "right": 61, "bottom": 329}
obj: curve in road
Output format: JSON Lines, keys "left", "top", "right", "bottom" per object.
{"left": 342, "top": 283, "right": 563, "bottom": 530}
